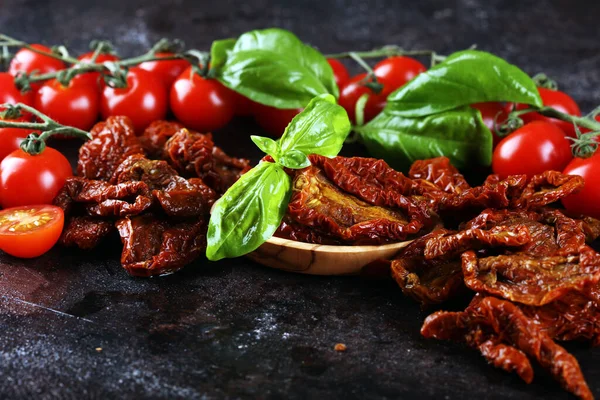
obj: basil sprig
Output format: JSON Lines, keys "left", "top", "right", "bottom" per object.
{"left": 206, "top": 94, "right": 351, "bottom": 261}
{"left": 210, "top": 28, "right": 338, "bottom": 110}
{"left": 357, "top": 50, "right": 543, "bottom": 169}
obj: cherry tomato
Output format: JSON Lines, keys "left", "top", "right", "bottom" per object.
{"left": 73, "top": 51, "right": 121, "bottom": 87}
{"left": 0, "top": 205, "right": 64, "bottom": 258}
{"left": 327, "top": 59, "right": 350, "bottom": 88}
{"left": 231, "top": 91, "right": 257, "bottom": 117}
{"left": 253, "top": 104, "right": 302, "bottom": 137}
{"left": 492, "top": 121, "right": 572, "bottom": 178}
{"left": 8, "top": 44, "right": 65, "bottom": 90}
{"left": 138, "top": 52, "right": 190, "bottom": 88}
{"left": 338, "top": 73, "right": 387, "bottom": 124}
{"left": 170, "top": 67, "right": 235, "bottom": 132}
{"left": 0, "top": 147, "right": 72, "bottom": 208}
{"left": 101, "top": 67, "right": 167, "bottom": 133}
{"left": 562, "top": 152, "right": 600, "bottom": 219}
{"left": 35, "top": 78, "right": 99, "bottom": 131}
{"left": 513, "top": 88, "right": 581, "bottom": 138}
{"left": 472, "top": 102, "right": 509, "bottom": 146}
{"left": 0, "top": 72, "right": 34, "bottom": 106}
{"left": 373, "top": 56, "right": 427, "bottom": 95}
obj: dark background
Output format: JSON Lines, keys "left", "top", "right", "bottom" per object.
{"left": 1, "top": 0, "right": 599, "bottom": 399}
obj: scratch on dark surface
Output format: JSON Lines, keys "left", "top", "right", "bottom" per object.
{"left": 2, "top": 296, "right": 94, "bottom": 323}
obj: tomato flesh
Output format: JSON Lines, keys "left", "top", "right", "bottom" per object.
{"left": 0, "top": 205, "right": 64, "bottom": 258}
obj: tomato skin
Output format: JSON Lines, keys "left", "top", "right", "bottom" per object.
{"left": 562, "top": 152, "right": 600, "bottom": 219}
{"left": 0, "top": 147, "right": 72, "bottom": 208}
{"left": 327, "top": 59, "right": 351, "bottom": 88}
{"left": 0, "top": 73, "right": 34, "bottom": 106}
{"left": 231, "top": 91, "right": 257, "bottom": 117}
{"left": 492, "top": 121, "right": 572, "bottom": 178}
{"left": 8, "top": 44, "right": 65, "bottom": 90}
{"left": 35, "top": 79, "right": 99, "bottom": 131}
{"left": 373, "top": 56, "right": 427, "bottom": 95}
{"left": 253, "top": 104, "right": 302, "bottom": 137}
{"left": 170, "top": 67, "right": 235, "bottom": 132}
{"left": 101, "top": 67, "right": 168, "bottom": 133}
{"left": 73, "top": 52, "right": 120, "bottom": 87}
{"left": 472, "top": 102, "right": 509, "bottom": 146}
{"left": 0, "top": 205, "right": 64, "bottom": 258}
{"left": 338, "top": 73, "right": 386, "bottom": 124}
{"left": 138, "top": 52, "right": 190, "bottom": 88}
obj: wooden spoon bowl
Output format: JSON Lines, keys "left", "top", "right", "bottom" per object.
{"left": 247, "top": 236, "right": 412, "bottom": 275}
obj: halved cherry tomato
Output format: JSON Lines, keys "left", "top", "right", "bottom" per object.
{"left": 8, "top": 44, "right": 65, "bottom": 90}
{"left": 101, "top": 67, "right": 168, "bottom": 133}
{"left": 170, "top": 67, "right": 235, "bottom": 132}
{"left": 0, "top": 205, "right": 64, "bottom": 258}
{"left": 0, "top": 73, "right": 34, "bottom": 106}
{"left": 562, "top": 151, "right": 600, "bottom": 219}
{"left": 472, "top": 102, "right": 509, "bottom": 146}
{"left": 492, "top": 121, "right": 572, "bottom": 178}
{"left": 327, "top": 59, "right": 350, "bottom": 88}
{"left": 373, "top": 56, "right": 427, "bottom": 95}
{"left": 73, "top": 51, "right": 121, "bottom": 87}
{"left": 35, "top": 78, "right": 100, "bottom": 131}
{"left": 252, "top": 104, "right": 302, "bottom": 137}
{"left": 138, "top": 52, "right": 190, "bottom": 88}
{"left": 0, "top": 147, "right": 72, "bottom": 208}
{"left": 338, "top": 73, "right": 387, "bottom": 124}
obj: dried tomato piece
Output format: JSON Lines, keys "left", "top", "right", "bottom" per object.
{"left": 408, "top": 157, "right": 470, "bottom": 194}
{"left": 139, "top": 120, "right": 185, "bottom": 158}
{"left": 512, "top": 170, "right": 584, "bottom": 209}
{"left": 77, "top": 116, "right": 144, "bottom": 181}
{"left": 421, "top": 295, "right": 593, "bottom": 400}
{"left": 59, "top": 216, "right": 114, "bottom": 249}
{"left": 116, "top": 214, "right": 206, "bottom": 277}
{"left": 274, "top": 216, "right": 342, "bottom": 245}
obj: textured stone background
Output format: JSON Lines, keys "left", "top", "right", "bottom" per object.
{"left": 0, "top": 0, "right": 599, "bottom": 399}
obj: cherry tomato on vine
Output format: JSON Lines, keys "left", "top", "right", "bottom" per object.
{"left": 8, "top": 44, "right": 65, "bottom": 90}
{"left": 0, "top": 73, "right": 34, "bottom": 106}
{"left": 0, "top": 205, "right": 64, "bottom": 258}
{"left": 373, "top": 56, "right": 427, "bottom": 94}
{"left": 170, "top": 66, "right": 235, "bottom": 132}
{"left": 139, "top": 52, "right": 190, "bottom": 88}
{"left": 338, "top": 73, "right": 387, "bottom": 124}
{"left": 253, "top": 104, "right": 302, "bottom": 137}
{"left": 0, "top": 147, "right": 72, "bottom": 208}
{"left": 73, "top": 51, "right": 121, "bottom": 87}
{"left": 35, "top": 78, "right": 99, "bottom": 131}
{"left": 513, "top": 88, "right": 581, "bottom": 138}
{"left": 562, "top": 152, "right": 600, "bottom": 219}
{"left": 101, "top": 67, "right": 168, "bottom": 133}
{"left": 327, "top": 59, "right": 350, "bottom": 88}
{"left": 492, "top": 121, "right": 572, "bottom": 178}
{"left": 472, "top": 102, "right": 509, "bottom": 146}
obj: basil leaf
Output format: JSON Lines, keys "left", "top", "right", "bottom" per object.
{"left": 356, "top": 106, "right": 493, "bottom": 170}
{"left": 278, "top": 94, "right": 351, "bottom": 158}
{"left": 251, "top": 135, "right": 278, "bottom": 158}
{"left": 278, "top": 149, "right": 310, "bottom": 169}
{"left": 209, "top": 38, "right": 236, "bottom": 70}
{"left": 210, "top": 28, "right": 338, "bottom": 109}
{"left": 386, "top": 50, "right": 543, "bottom": 117}
{"left": 206, "top": 162, "right": 292, "bottom": 261}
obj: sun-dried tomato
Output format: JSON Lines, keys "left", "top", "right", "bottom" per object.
{"left": 408, "top": 157, "right": 470, "bottom": 194}
{"left": 59, "top": 216, "right": 114, "bottom": 249}
{"left": 139, "top": 120, "right": 185, "bottom": 159}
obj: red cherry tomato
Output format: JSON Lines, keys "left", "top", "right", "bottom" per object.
{"left": 138, "top": 52, "right": 190, "bottom": 88}
{"left": 0, "top": 205, "right": 64, "bottom": 258}
{"left": 0, "top": 73, "right": 34, "bottom": 106}
{"left": 327, "top": 59, "right": 350, "bottom": 88}
{"left": 253, "top": 104, "right": 302, "bottom": 137}
{"left": 231, "top": 91, "right": 257, "bottom": 117}
{"left": 0, "top": 147, "right": 72, "bottom": 208}
{"left": 35, "top": 78, "right": 99, "bottom": 131}
{"left": 73, "top": 51, "right": 121, "bottom": 87}
{"left": 472, "top": 102, "right": 509, "bottom": 146}
{"left": 338, "top": 73, "right": 387, "bottom": 124}
{"left": 101, "top": 67, "right": 167, "bottom": 133}
{"left": 562, "top": 152, "right": 600, "bottom": 219}
{"left": 492, "top": 121, "right": 572, "bottom": 178}
{"left": 170, "top": 67, "right": 235, "bottom": 132}
{"left": 513, "top": 88, "right": 581, "bottom": 138}
{"left": 8, "top": 44, "right": 65, "bottom": 90}
{"left": 373, "top": 56, "right": 427, "bottom": 95}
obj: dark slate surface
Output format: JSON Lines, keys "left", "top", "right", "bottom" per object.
{"left": 0, "top": 0, "right": 599, "bottom": 399}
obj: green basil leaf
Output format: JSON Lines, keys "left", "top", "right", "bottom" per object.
{"left": 278, "top": 149, "right": 311, "bottom": 169}
{"left": 206, "top": 162, "right": 291, "bottom": 261}
{"left": 356, "top": 106, "right": 493, "bottom": 170}
{"left": 251, "top": 135, "right": 278, "bottom": 158}
{"left": 278, "top": 94, "right": 351, "bottom": 158}
{"left": 210, "top": 28, "right": 338, "bottom": 109}
{"left": 386, "top": 50, "right": 543, "bottom": 117}
{"left": 209, "top": 38, "right": 236, "bottom": 70}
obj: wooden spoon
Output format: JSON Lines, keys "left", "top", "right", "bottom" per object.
{"left": 247, "top": 236, "right": 412, "bottom": 275}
